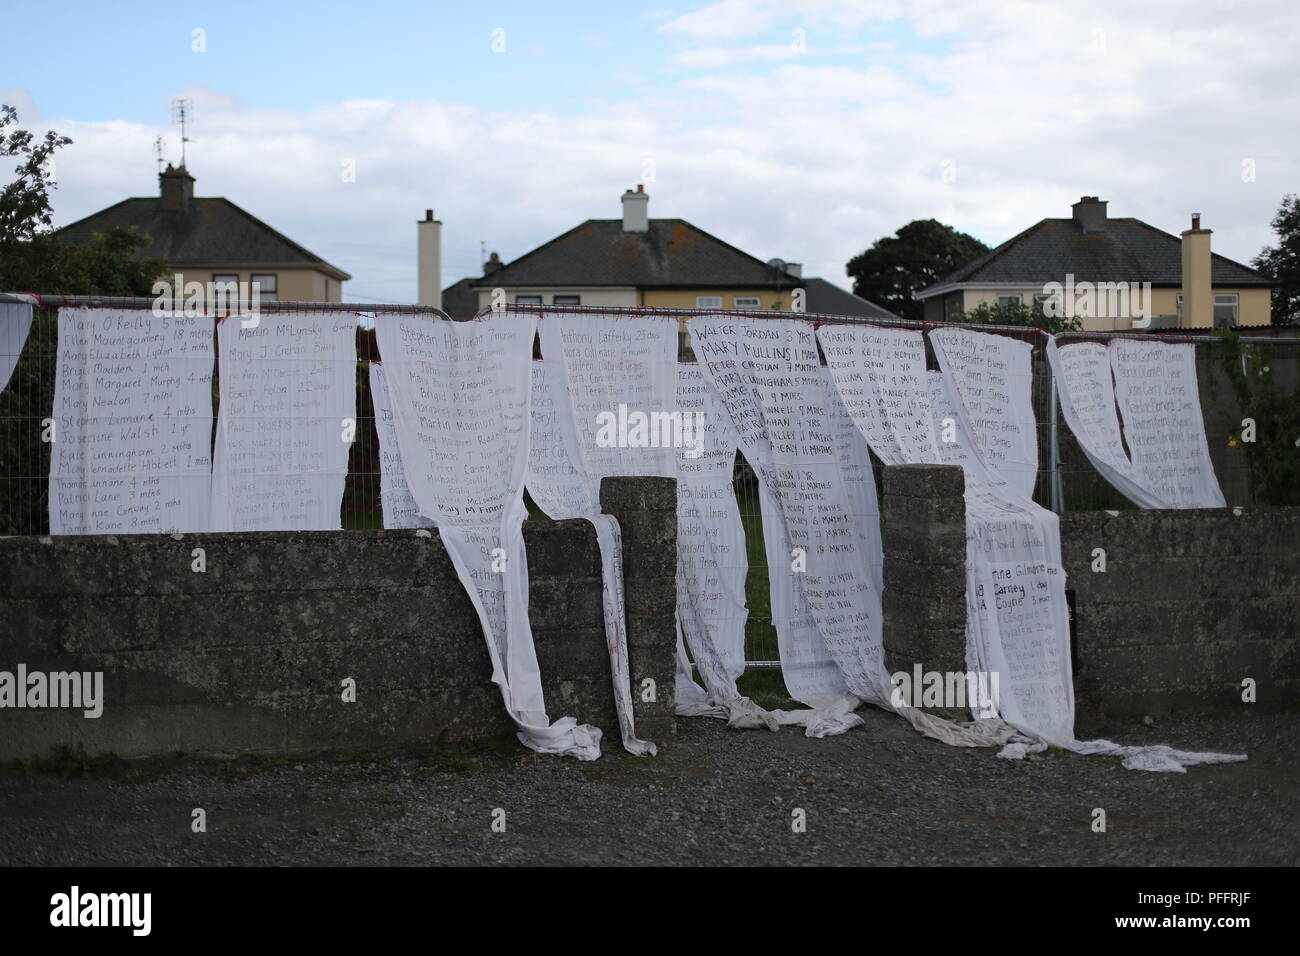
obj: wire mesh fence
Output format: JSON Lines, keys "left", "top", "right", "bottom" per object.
{"left": 3, "top": 295, "right": 1296, "bottom": 666}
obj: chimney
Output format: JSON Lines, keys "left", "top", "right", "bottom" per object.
{"left": 483, "top": 252, "right": 504, "bottom": 275}
{"left": 785, "top": 262, "right": 803, "bottom": 278}
{"left": 1071, "top": 195, "right": 1108, "bottom": 234}
{"left": 1180, "top": 212, "right": 1213, "bottom": 329}
{"left": 417, "top": 208, "right": 443, "bottom": 309}
{"left": 621, "top": 184, "right": 649, "bottom": 233}
{"left": 159, "top": 163, "right": 195, "bottom": 212}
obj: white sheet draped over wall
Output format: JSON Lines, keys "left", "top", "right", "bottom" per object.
{"left": 524, "top": 354, "right": 656, "bottom": 755}
{"left": 376, "top": 312, "right": 603, "bottom": 759}
{"left": 369, "top": 362, "right": 435, "bottom": 529}
{"left": 672, "top": 363, "right": 769, "bottom": 727}
{"left": 816, "top": 321, "right": 1242, "bottom": 770}
{"left": 930, "top": 327, "right": 1040, "bottom": 500}
{"left": 1044, "top": 338, "right": 1161, "bottom": 508}
{"left": 0, "top": 301, "right": 33, "bottom": 395}
{"left": 532, "top": 312, "right": 681, "bottom": 753}
{"left": 1047, "top": 337, "right": 1225, "bottom": 509}
{"left": 931, "top": 364, "right": 1243, "bottom": 770}
{"left": 210, "top": 312, "right": 356, "bottom": 531}
{"left": 50, "top": 308, "right": 214, "bottom": 534}
{"left": 689, "top": 317, "right": 887, "bottom": 736}
{"left": 1110, "top": 338, "right": 1226, "bottom": 508}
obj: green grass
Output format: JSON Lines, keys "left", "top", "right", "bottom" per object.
{"left": 0, "top": 744, "right": 135, "bottom": 780}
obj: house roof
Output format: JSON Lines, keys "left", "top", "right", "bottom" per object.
{"left": 471, "top": 218, "right": 803, "bottom": 289}
{"left": 54, "top": 196, "right": 351, "bottom": 281}
{"left": 440, "top": 276, "right": 478, "bottom": 319}
{"left": 803, "top": 277, "right": 898, "bottom": 320}
{"left": 917, "top": 217, "right": 1271, "bottom": 299}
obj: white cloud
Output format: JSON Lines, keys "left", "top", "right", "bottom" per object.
{"left": 661, "top": 0, "right": 776, "bottom": 39}
{"left": 672, "top": 43, "right": 805, "bottom": 69}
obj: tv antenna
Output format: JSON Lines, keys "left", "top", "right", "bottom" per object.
{"left": 153, "top": 136, "right": 165, "bottom": 173}
{"left": 171, "top": 98, "right": 193, "bottom": 166}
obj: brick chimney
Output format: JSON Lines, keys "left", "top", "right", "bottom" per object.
{"left": 1071, "top": 196, "right": 1107, "bottom": 233}
{"left": 159, "top": 163, "right": 195, "bottom": 212}
{"left": 1180, "top": 212, "right": 1213, "bottom": 328}
{"left": 417, "top": 208, "right": 442, "bottom": 309}
{"left": 621, "top": 184, "right": 649, "bottom": 233}
{"left": 483, "top": 252, "right": 504, "bottom": 275}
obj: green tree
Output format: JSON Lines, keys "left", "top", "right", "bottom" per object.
{"left": 0, "top": 105, "right": 166, "bottom": 533}
{"left": 955, "top": 299, "right": 1082, "bottom": 334}
{"left": 846, "top": 219, "right": 989, "bottom": 321}
{"left": 0, "top": 105, "right": 165, "bottom": 293}
{"left": 1252, "top": 194, "right": 1300, "bottom": 327}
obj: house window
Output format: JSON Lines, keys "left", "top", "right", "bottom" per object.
{"left": 1213, "top": 293, "right": 1239, "bottom": 328}
{"left": 696, "top": 296, "right": 723, "bottom": 309}
{"left": 1034, "top": 292, "right": 1062, "bottom": 317}
{"left": 996, "top": 294, "right": 1023, "bottom": 307}
{"left": 945, "top": 296, "right": 963, "bottom": 318}
{"left": 211, "top": 273, "right": 239, "bottom": 311}
{"left": 552, "top": 295, "right": 581, "bottom": 306}
{"left": 733, "top": 296, "right": 761, "bottom": 308}
{"left": 515, "top": 295, "right": 543, "bottom": 304}
{"left": 250, "top": 274, "right": 278, "bottom": 303}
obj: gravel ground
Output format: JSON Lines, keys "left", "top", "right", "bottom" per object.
{"left": 1, "top": 710, "right": 1295, "bottom": 866}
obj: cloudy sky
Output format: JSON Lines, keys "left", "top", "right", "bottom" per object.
{"left": 5, "top": 0, "right": 1297, "bottom": 302}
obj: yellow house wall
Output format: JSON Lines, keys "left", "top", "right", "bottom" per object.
{"left": 165, "top": 266, "right": 343, "bottom": 303}
{"left": 956, "top": 285, "right": 1271, "bottom": 331}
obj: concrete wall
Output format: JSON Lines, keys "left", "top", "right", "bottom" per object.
{"left": 1060, "top": 507, "right": 1300, "bottom": 726}
{"left": 600, "top": 477, "right": 678, "bottom": 742}
{"left": 880, "top": 464, "right": 1300, "bottom": 728}
{"left": 880, "top": 465, "right": 969, "bottom": 720}
{"left": 0, "top": 478, "right": 676, "bottom": 760}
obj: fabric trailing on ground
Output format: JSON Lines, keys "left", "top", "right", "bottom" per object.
{"left": 526, "top": 357, "right": 655, "bottom": 751}
{"left": 689, "top": 317, "right": 891, "bottom": 736}
{"left": 814, "top": 321, "right": 1242, "bottom": 770}
{"left": 529, "top": 310, "right": 696, "bottom": 754}
{"left": 928, "top": 329, "right": 1243, "bottom": 771}
{"left": 673, "top": 363, "right": 773, "bottom": 730}
{"left": 377, "top": 312, "right": 601, "bottom": 760}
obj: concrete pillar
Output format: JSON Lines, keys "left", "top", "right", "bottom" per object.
{"left": 599, "top": 476, "right": 677, "bottom": 742}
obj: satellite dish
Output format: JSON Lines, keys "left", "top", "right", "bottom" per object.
{"left": 766, "top": 258, "right": 788, "bottom": 273}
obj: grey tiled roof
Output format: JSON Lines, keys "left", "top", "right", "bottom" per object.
{"left": 54, "top": 197, "right": 350, "bottom": 280}
{"left": 803, "top": 277, "right": 899, "bottom": 319}
{"left": 440, "top": 276, "right": 479, "bottom": 319}
{"left": 471, "top": 219, "right": 803, "bottom": 289}
{"left": 918, "top": 217, "right": 1271, "bottom": 297}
